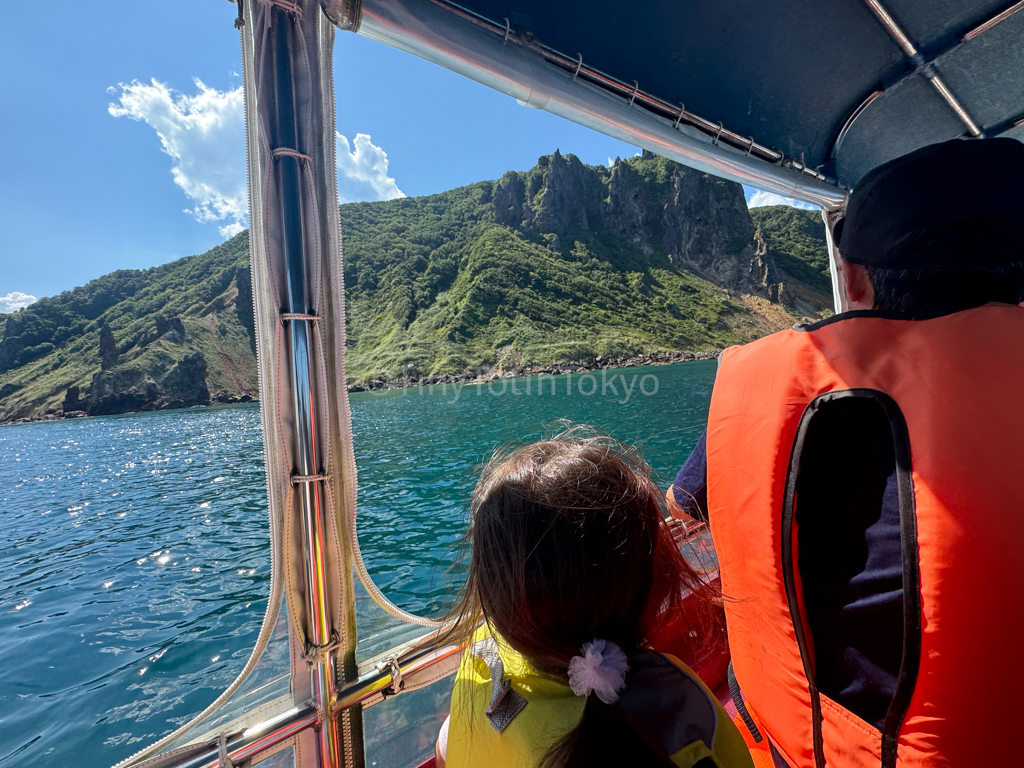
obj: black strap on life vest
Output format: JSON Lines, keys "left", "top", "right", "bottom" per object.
{"left": 471, "top": 636, "right": 528, "bottom": 732}
{"left": 728, "top": 662, "right": 763, "bottom": 744}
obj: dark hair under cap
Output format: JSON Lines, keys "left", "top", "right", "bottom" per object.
{"left": 834, "top": 138, "right": 1024, "bottom": 270}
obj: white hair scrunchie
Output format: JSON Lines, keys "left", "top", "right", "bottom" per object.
{"left": 567, "top": 639, "right": 629, "bottom": 704}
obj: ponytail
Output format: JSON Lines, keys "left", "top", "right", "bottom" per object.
{"left": 541, "top": 695, "right": 675, "bottom": 768}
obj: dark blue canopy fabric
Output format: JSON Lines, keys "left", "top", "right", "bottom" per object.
{"left": 452, "top": 0, "right": 1024, "bottom": 188}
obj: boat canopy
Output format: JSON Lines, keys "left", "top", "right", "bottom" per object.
{"left": 329, "top": 0, "right": 1024, "bottom": 208}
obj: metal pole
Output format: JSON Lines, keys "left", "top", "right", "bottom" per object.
{"left": 270, "top": 10, "right": 343, "bottom": 767}
{"left": 821, "top": 208, "right": 849, "bottom": 314}
{"left": 860, "top": 0, "right": 982, "bottom": 137}
{"left": 177, "top": 708, "right": 320, "bottom": 768}
{"left": 963, "top": 0, "right": 1024, "bottom": 41}
{"left": 162, "top": 635, "right": 466, "bottom": 768}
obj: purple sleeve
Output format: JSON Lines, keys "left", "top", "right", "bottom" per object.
{"left": 671, "top": 429, "right": 708, "bottom": 522}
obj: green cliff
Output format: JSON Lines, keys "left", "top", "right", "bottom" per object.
{"left": 0, "top": 152, "right": 830, "bottom": 422}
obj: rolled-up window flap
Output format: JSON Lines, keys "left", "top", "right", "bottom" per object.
{"left": 822, "top": 208, "right": 849, "bottom": 314}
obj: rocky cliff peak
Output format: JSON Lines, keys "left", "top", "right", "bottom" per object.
{"left": 494, "top": 151, "right": 786, "bottom": 300}
{"left": 493, "top": 150, "right": 603, "bottom": 240}
{"left": 99, "top": 324, "right": 119, "bottom": 370}
{"left": 528, "top": 150, "right": 602, "bottom": 239}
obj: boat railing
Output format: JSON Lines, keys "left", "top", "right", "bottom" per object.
{"left": 154, "top": 636, "right": 463, "bottom": 768}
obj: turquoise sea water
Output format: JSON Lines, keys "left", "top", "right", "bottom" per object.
{"left": 0, "top": 360, "right": 716, "bottom": 768}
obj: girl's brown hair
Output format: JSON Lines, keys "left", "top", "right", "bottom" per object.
{"left": 441, "top": 427, "right": 716, "bottom": 768}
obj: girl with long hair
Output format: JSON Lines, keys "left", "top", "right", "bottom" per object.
{"left": 434, "top": 429, "right": 753, "bottom": 768}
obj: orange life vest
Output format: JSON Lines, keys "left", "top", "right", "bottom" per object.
{"left": 706, "top": 303, "right": 1024, "bottom": 768}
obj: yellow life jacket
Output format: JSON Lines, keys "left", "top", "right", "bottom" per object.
{"left": 446, "top": 626, "right": 754, "bottom": 768}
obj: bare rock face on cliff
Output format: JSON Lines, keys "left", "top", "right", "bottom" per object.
{"left": 99, "top": 324, "right": 120, "bottom": 370}
{"left": 493, "top": 150, "right": 605, "bottom": 243}
{"left": 87, "top": 350, "right": 210, "bottom": 416}
{"left": 493, "top": 149, "right": 787, "bottom": 302}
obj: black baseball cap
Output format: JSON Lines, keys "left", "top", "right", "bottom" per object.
{"left": 834, "top": 138, "right": 1024, "bottom": 269}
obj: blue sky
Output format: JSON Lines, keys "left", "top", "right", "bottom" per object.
{"left": 0, "top": 1, "right": 810, "bottom": 311}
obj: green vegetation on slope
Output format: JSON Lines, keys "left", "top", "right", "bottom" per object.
{"left": 341, "top": 152, "right": 828, "bottom": 382}
{"left": 0, "top": 234, "right": 256, "bottom": 420}
{"left": 751, "top": 206, "right": 832, "bottom": 295}
{"left": 344, "top": 218, "right": 746, "bottom": 382}
{"left": 0, "top": 153, "right": 832, "bottom": 421}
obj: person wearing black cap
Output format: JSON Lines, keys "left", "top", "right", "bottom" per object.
{"left": 668, "top": 138, "right": 1024, "bottom": 766}
{"left": 832, "top": 137, "right": 1024, "bottom": 316}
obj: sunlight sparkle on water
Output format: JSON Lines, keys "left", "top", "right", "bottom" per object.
{"left": 0, "top": 363, "right": 715, "bottom": 768}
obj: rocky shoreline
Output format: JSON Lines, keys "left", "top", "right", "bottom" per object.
{"left": 1, "top": 350, "right": 720, "bottom": 425}
{"left": 347, "top": 349, "right": 721, "bottom": 393}
{"left": 3, "top": 392, "right": 259, "bottom": 425}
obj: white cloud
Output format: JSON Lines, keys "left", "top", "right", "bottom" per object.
{"left": 0, "top": 292, "right": 37, "bottom": 313}
{"left": 219, "top": 221, "right": 245, "bottom": 238}
{"left": 335, "top": 132, "right": 405, "bottom": 203}
{"left": 109, "top": 79, "right": 404, "bottom": 232}
{"left": 109, "top": 79, "right": 247, "bottom": 238}
{"left": 747, "top": 189, "right": 818, "bottom": 211}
